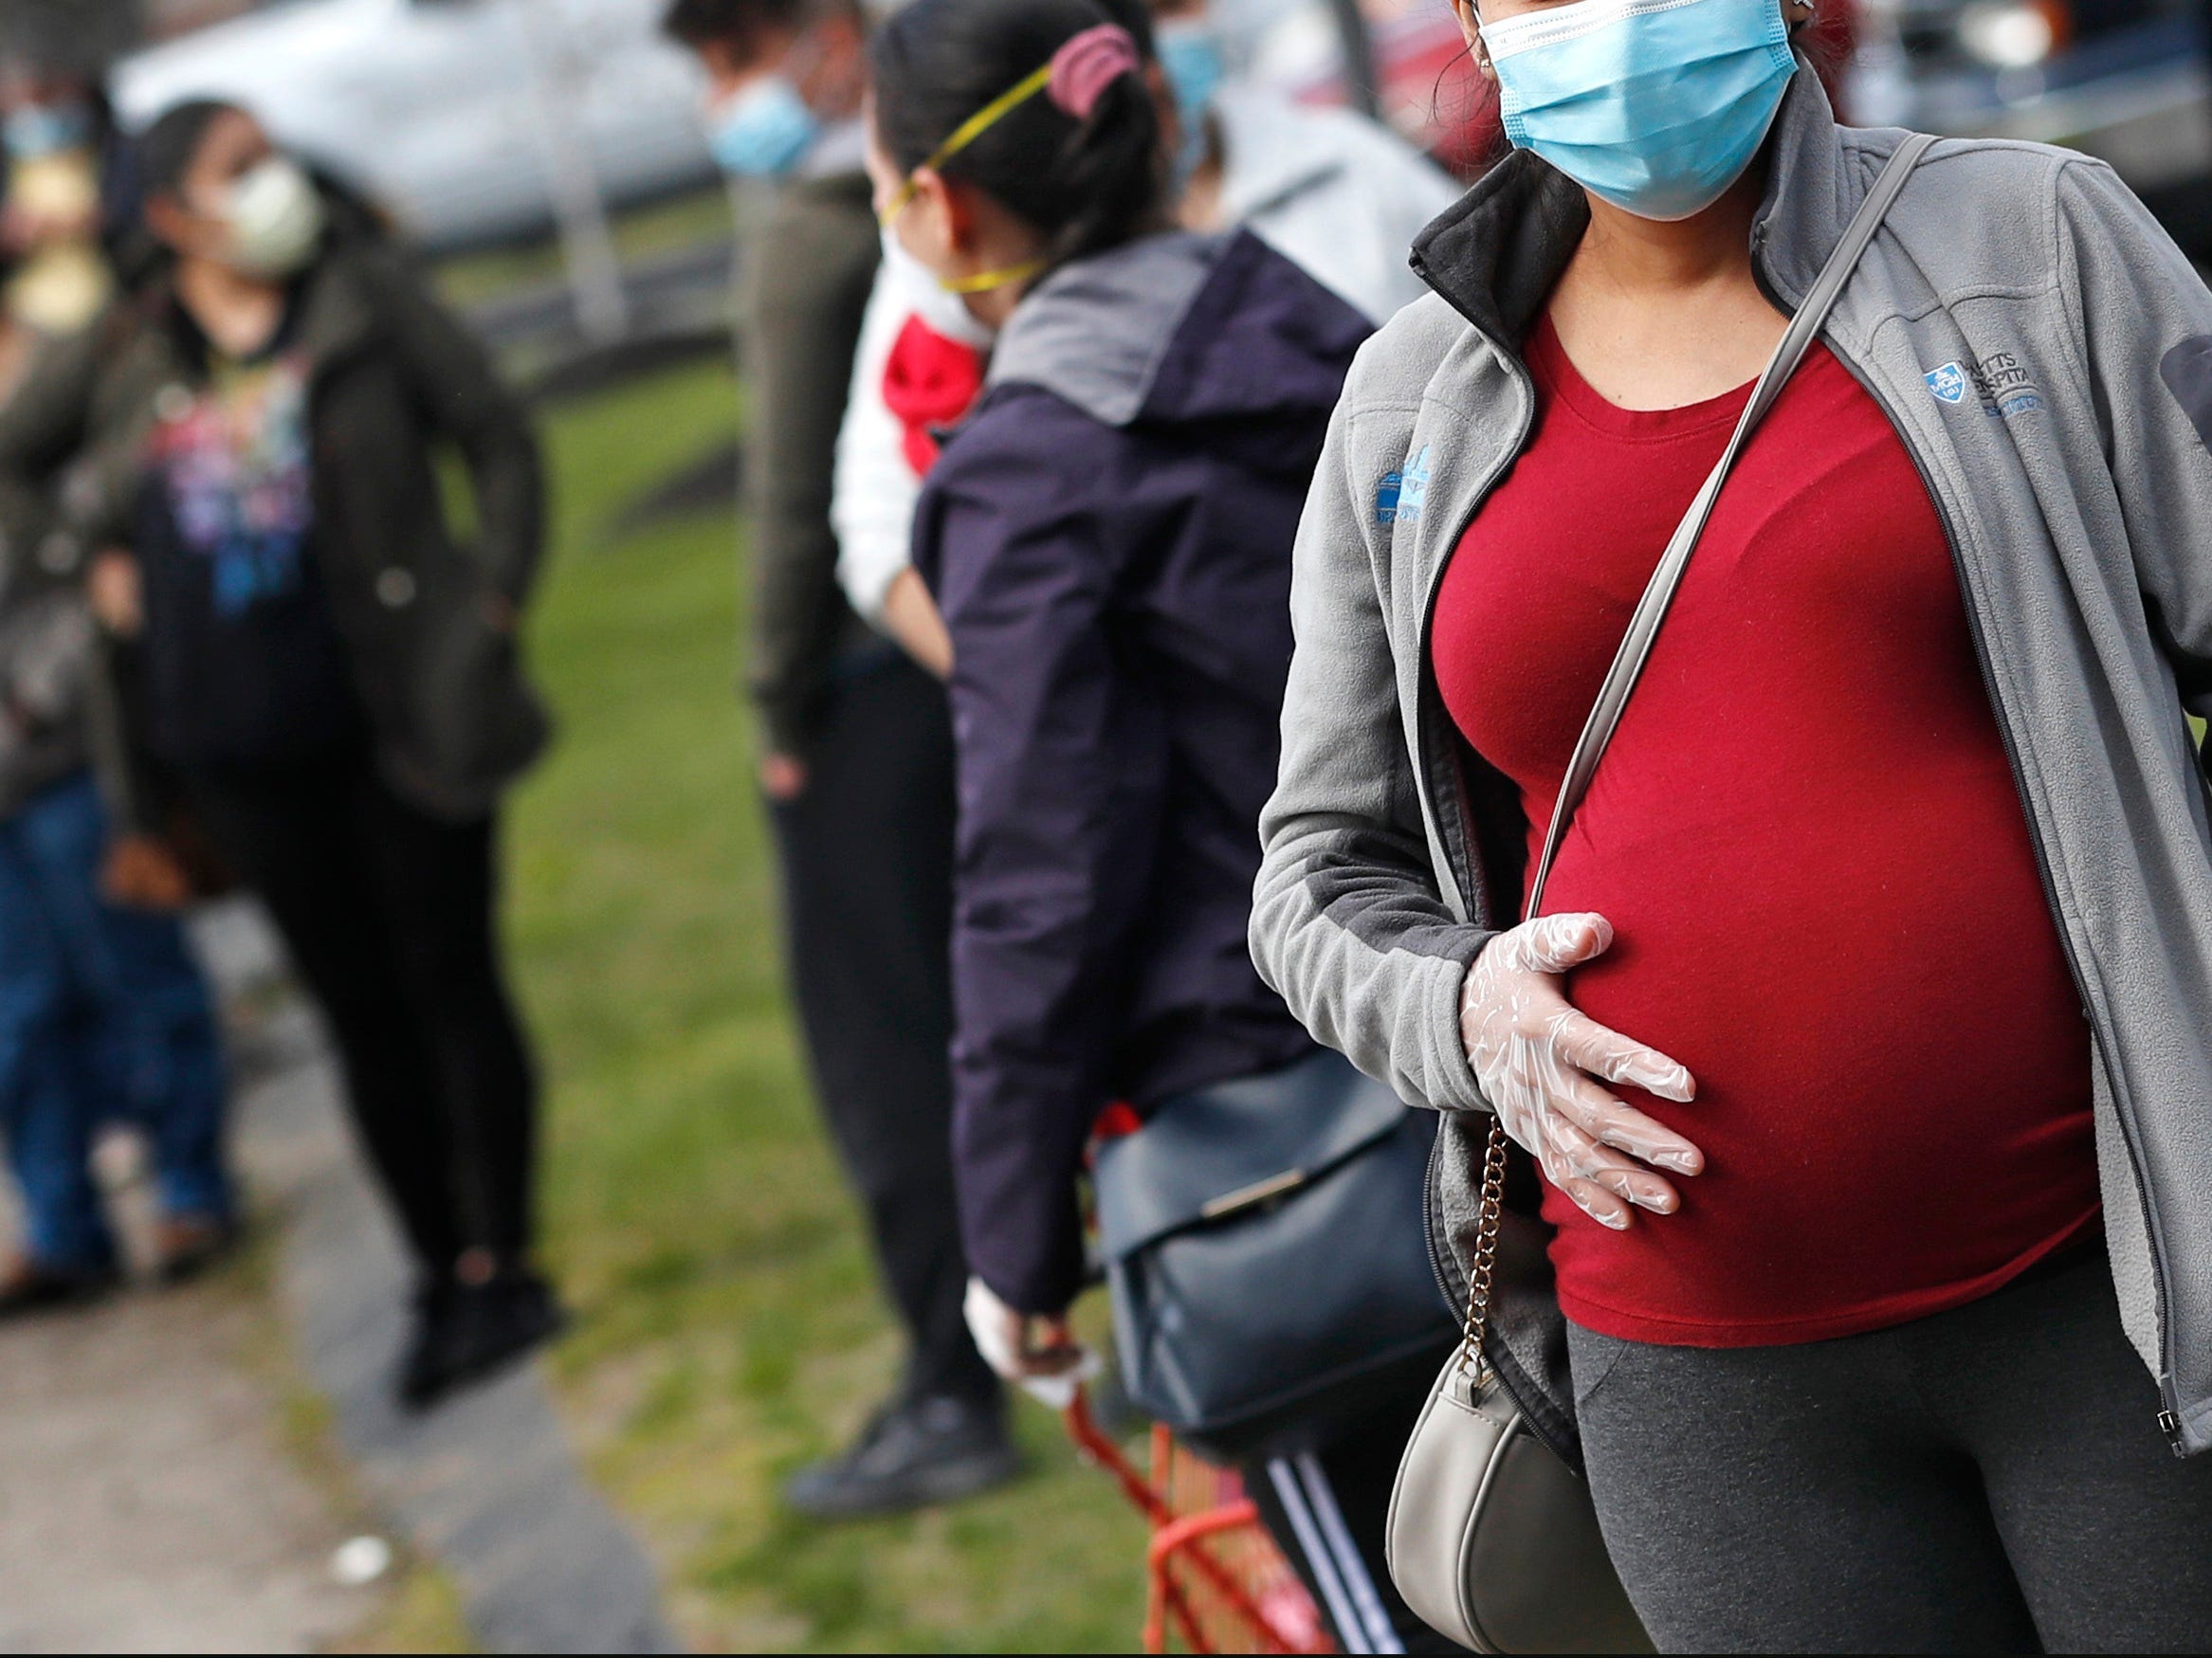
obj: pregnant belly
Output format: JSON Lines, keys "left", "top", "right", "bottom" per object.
{"left": 1535, "top": 762, "right": 2099, "bottom": 1346}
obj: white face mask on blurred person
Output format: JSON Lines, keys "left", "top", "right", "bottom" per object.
{"left": 879, "top": 227, "right": 996, "bottom": 349}
{"left": 221, "top": 157, "right": 326, "bottom": 281}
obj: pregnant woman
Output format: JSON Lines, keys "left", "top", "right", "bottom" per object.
{"left": 1252, "top": 0, "right": 2212, "bottom": 1649}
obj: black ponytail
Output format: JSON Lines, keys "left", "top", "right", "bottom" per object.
{"left": 871, "top": 0, "right": 1166, "bottom": 269}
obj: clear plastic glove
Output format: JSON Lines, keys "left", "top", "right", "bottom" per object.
{"left": 963, "top": 1277, "right": 1098, "bottom": 1409}
{"left": 1460, "top": 912, "right": 1704, "bottom": 1230}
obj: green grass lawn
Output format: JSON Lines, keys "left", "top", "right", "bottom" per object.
{"left": 503, "top": 359, "right": 1149, "bottom": 1652}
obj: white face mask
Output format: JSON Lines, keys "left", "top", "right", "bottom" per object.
{"left": 221, "top": 157, "right": 325, "bottom": 280}
{"left": 878, "top": 227, "right": 996, "bottom": 349}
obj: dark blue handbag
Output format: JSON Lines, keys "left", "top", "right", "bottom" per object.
{"left": 1093, "top": 1047, "right": 1458, "bottom": 1461}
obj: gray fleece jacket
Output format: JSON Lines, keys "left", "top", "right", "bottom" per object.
{"left": 1252, "top": 69, "right": 2212, "bottom": 1460}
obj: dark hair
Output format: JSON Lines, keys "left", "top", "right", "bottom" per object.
{"left": 661, "top": 0, "right": 852, "bottom": 49}
{"left": 871, "top": 0, "right": 1164, "bottom": 269}
{"left": 1792, "top": 14, "right": 1850, "bottom": 88}
{"left": 1088, "top": 0, "right": 1158, "bottom": 55}
{"left": 137, "top": 98, "right": 239, "bottom": 205}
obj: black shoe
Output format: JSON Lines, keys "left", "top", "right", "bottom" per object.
{"left": 0, "top": 1254, "right": 119, "bottom": 1319}
{"left": 396, "top": 1270, "right": 568, "bottom": 1413}
{"left": 783, "top": 1393, "right": 1021, "bottom": 1521}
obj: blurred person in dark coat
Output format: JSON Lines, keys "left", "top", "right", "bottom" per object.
{"left": 0, "top": 1, "right": 152, "bottom": 305}
{"left": 868, "top": 1, "right": 1455, "bottom": 1641}
{"left": 0, "top": 100, "right": 560, "bottom": 1412}
{"left": 0, "top": 283, "right": 234, "bottom": 1312}
{"left": 665, "top": 0, "right": 1014, "bottom": 1519}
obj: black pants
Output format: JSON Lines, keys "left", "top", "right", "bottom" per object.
{"left": 768, "top": 651, "right": 995, "bottom": 1406}
{"left": 191, "top": 750, "right": 538, "bottom": 1276}
{"left": 1569, "top": 1248, "right": 2212, "bottom": 1653}
{"left": 1245, "top": 1364, "right": 1462, "bottom": 1655}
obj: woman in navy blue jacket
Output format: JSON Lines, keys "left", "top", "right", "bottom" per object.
{"left": 868, "top": 0, "right": 1445, "bottom": 1644}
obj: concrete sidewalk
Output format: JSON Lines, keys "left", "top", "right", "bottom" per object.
{"left": 0, "top": 904, "right": 678, "bottom": 1653}
{"left": 0, "top": 1274, "right": 371, "bottom": 1653}
{"left": 0, "top": 1067, "right": 373, "bottom": 1652}
{"left": 246, "top": 995, "right": 678, "bottom": 1654}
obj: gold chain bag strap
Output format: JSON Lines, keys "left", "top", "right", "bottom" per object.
{"left": 1382, "top": 134, "right": 1936, "bottom": 1655}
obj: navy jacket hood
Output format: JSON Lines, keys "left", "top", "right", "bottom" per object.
{"left": 987, "top": 229, "right": 1370, "bottom": 466}
{"left": 914, "top": 229, "right": 1370, "bottom": 1311}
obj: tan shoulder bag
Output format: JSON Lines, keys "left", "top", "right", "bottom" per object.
{"left": 1383, "top": 133, "right": 1936, "bottom": 1656}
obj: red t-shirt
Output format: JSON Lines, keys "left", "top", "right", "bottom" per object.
{"left": 1433, "top": 317, "right": 2099, "bottom": 1347}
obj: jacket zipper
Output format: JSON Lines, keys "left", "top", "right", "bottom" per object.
{"left": 1399, "top": 275, "right": 1552, "bottom": 1430}
{"left": 1415, "top": 483, "right": 1522, "bottom": 1343}
{"left": 1402, "top": 260, "right": 1539, "bottom": 928}
{"left": 1782, "top": 253, "right": 2187, "bottom": 1453}
{"left": 1420, "top": 1124, "right": 1452, "bottom": 1306}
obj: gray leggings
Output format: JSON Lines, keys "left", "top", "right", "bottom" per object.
{"left": 1568, "top": 1250, "right": 2212, "bottom": 1654}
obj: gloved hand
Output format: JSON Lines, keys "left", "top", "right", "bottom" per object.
{"left": 1460, "top": 913, "right": 1704, "bottom": 1230}
{"left": 963, "top": 1277, "right": 1098, "bottom": 1409}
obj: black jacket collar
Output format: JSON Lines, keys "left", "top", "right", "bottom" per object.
{"left": 1408, "top": 68, "right": 1866, "bottom": 346}
{"left": 145, "top": 241, "right": 382, "bottom": 383}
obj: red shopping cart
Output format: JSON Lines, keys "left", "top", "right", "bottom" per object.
{"left": 1064, "top": 1388, "right": 1335, "bottom": 1656}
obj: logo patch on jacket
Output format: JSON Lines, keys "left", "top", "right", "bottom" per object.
{"left": 1377, "top": 445, "right": 1432, "bottom": 527}
{"left": 2160, "top": 336, "right": 2212, "bottom": 455}
{"left": 1926, "top": 353, "right": 2043, "bottom": 418}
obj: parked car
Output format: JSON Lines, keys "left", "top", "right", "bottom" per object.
{"left": 108, "top": 0, "right": 716, "bottom": 250}
{"left": 1848, "top": 0, "right": 2211, "bottom": 210}
{"left": 1224, "top": 0, "right": 1498, "bottom": 173}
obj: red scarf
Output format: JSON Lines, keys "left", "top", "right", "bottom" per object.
{"left": 883, "top": 315, "right": 986, "bottom": 476}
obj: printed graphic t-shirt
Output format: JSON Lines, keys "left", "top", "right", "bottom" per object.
{"left": 1430, "top": 316, "right": 2099, "bottom": 1347}
{"left": 139, "top": 308, "right": 365, "bottom": 773}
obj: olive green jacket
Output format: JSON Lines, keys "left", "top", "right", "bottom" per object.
{"left": 739, "top": 167, "right": 882, "bottom": 756}
{"left": 0, "top": 242, "right": 549, "bottom": 825}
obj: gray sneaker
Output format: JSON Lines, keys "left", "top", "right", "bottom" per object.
{"left": 783, "top": 1394, "right": 1021, "bottom": 1521}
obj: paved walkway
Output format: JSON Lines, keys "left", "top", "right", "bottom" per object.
{"left": 0, "top": 1281, "right": 368, "bottom": 1652}
{"left": 247, "top": 997, "right": 678, "bottom": 1654}
{"left": 0, "top": 1049, "right": 369, "bottom": 1652}
{"left": 0, "top": 904, "right": 678, "bottom": 1653}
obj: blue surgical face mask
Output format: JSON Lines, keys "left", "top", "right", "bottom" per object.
{"left": 707, "top": 74, "right": 820, "bottom": 178}
{"left": 1480, "top": 0, "right": 1796, "bottom": 222}
{"left": 1156, "top": 19, "right": 1226, "bottom": 180}
{"left": 5, "top": 101, "right": 93, "bottom": 161}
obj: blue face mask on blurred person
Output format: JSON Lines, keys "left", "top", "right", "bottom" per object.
{"left": 707, "top": 75, "right": 820, "bottom": 178}
{"left": 5, "top": 101, "right": 93, "bottom": 161}
{"left": 1480, "top": 0, "right": 1796, "bottom": 222}
{"left": 1155, "top": 19, "right": 1226, "bottom": 180}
